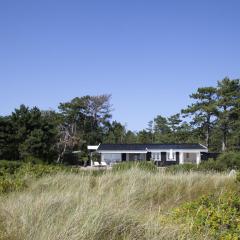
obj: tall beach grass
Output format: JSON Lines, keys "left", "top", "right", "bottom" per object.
{"left": 0, "top": 168, "right": 237, "bottom": 240}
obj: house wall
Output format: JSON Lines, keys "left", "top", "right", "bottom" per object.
{"left": 183, "top": 153, "right": 197, "bottom": 163}
{"left": 127, "top": 153, "right": 146, "bottom": 161}
{"left": 99, "top": 150, "right": 203, "bottom": 165}
{"left": 101, "top": 153, "right": 121, "bottom": 164}
{"left": 155, "top": 152, "right": 179, "bottom": 166}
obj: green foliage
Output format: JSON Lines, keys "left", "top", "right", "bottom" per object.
{"left": 137, "top": 130, "right": 153, "bottom": 143}
{"left": 166, "top": 152, "right": 240, "bottom": 173}
{"left": 103, "top": 120, "right": 126, "bottom": 143}
{"left": 182, "top": 87, "right": 217, "bottom": 149}
{"left": 236, "top": 172, "right": 240, "bottom": 183}
{"left": 171, "top": 191, "right": 240, "bottom": 239}
{"left": 154, "top": 115, "right": 171, "bottom": 134}
{"left": 1, "top": 78, "right": 240, "bottom": 165}
{"left": 198, "top": 152, "right": 240, "bottom": 171}
{"left": 0, "top": 169, "right": 236, "bottom": 240}
{"left": 112, "top": 161, "right": 157, "bottom": 173}
{"left": 15, "top": 163, "right": 65, "bottom": 178}
{"left": 0, "top": 177, "right": 27, "bottom": 194}
{"left": 0, "top": 161, "right": 69, "bottom": 194}
{"left": 59, "top": 94, "right": 112, "bottom": 146}
{"left": 198, "top": 159, "right": 226, "bottom": 171}
{"left": 165, "top": 163, "right": 198, "bottom": 173}
{"left": 0, "top": 160, "right": 22, "bottom": 175}
{"left": 216, "top": 151, "right": 240, "bottom": 169}
{"left": 216, "top": 78, "right": 240, "bottom": 151}
{"left": 166, "top": 161, "right": 225, "bottom": 173}
{"left": 0, "top": 160, "right": 111, "bottom": 194}
{"left": 0, "top": 105, "right": 58, "bottom": 162}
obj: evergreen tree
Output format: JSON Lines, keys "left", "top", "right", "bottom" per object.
{"left": 0, "top": 116, "right": 17, "bottom": 160}
{"left": 182, "top": 87, "right": 217, "bottom": 148}
{"left": 10, "top": 105, "right": 58, "bottom": 161}
{"left": 216, "top": 78, "right": 240, "bottom": 151}
{"left": 153, "top": 115, "right": 171, "bottom": 134}
{"left": 104, "top": 121, "right": 126, "bottom": 143}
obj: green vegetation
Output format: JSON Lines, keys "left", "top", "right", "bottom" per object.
{"left": 0, "top": 78, "right": 240, "bottom": 239}
{"left": 112, "top": 161, "right": 157, "bottom": 172}
{"left": 0, "top": 167, "right": 238, "bottom": 240}
{"left": 171, "top": 191, "right": 240, "bottom": 239}
{"left": 166, "top": 152, "right": 240, "bottom": 173}
{"left": 0, "top": 161, "right": 76, "bottom": 194}
{"left": 1, "top": 78, "right": 240, "bottom": 165}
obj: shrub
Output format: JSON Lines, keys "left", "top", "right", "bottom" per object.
{"left": 170, "top": 191, "right": 240, "bottom": 239}
{"left": 0, "top": 160, "right": 22, "bottom": 175}
{"left": 23, "top": 155, "right": 45, "bottom": 164}
{"left": 216, "top": 151, "right": 240, "bottom": 170}
{"left": 15, "top": 163, "right": 65, "bottom": 178}
{"left": 236, "top": 172, "right": 240, "bottom": 182}
{"left": 166, "top": 152, "right": 240, "bottom": 173}
{"left": 112, "top": 161, "right": 157, "bottom": 173}
{"left": 197, "top": 159, "right": 227, "bottom": 172}
{"left": 0, "top": 162, "right": 74, "bottom": 194}
{"left": 0, "top": 177, "right": 27, "bottom": 194}
{"left": 165, "top": 161, "right": 223, "bottom": 173}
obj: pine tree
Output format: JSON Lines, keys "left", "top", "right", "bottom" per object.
{"left": 216, "top": 78, "right": 240, "bottom": 151}
{"left": 182, "top": 87, "right": 217, "bottom": 148}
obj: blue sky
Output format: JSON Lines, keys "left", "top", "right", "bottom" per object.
{"left": 0, "top": 0, "right": 239, "bottom": 130}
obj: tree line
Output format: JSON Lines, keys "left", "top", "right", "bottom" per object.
{"left": 0, "top": 77, "right": 239, "bottom": 163}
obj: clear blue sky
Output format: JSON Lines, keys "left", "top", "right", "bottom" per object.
{"left": 0, "top": 0, "right": 239, "bottom": 131}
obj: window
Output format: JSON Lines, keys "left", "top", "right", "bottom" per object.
{"left": 103, "top": 153, "right": 121, "bottom": 164}
{"left": 186, "top": 153, "right": 190, "bottom": 158}
{"left": 152, "top": 152, "right": 161, "bottom": 161}
{"left": 167, "top": 152, "right": 176, "bottom": 161}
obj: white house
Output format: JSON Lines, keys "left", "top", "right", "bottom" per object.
{"left": 88, "top": 143, "right": 208, "bottom": 166}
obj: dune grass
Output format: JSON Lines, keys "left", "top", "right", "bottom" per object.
{"left": 0, "top": 168, "right": 237, "bottom": 240}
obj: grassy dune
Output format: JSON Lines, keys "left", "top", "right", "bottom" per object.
{"left": 0, "top": 169, "right": 237, "bottom": 240}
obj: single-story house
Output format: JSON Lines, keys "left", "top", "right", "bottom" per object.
{"left": 88, "top": 143, "right": 208, "bottom": 166}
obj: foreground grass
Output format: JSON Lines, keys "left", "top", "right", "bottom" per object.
{"left": 0, "top": 169, "right": 237, "bottom": 240}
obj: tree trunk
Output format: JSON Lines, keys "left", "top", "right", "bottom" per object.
{"left": 206, "top": 128, "right": 210, "bottom": 149}
{"left": 57, "top": 142, "right": 67, "bottom": 163}
{"left": 221, "top": 106, "right": 227, "bottom": 152}
{"left": 205, "top": 117, "right": 210, "bottom": 148}
{"left": 222, "top": 129, "right": 227, "bottom": 152}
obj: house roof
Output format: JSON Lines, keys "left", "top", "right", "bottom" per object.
{"left": 97, "top": 143, "right": 207, "bottom": 151}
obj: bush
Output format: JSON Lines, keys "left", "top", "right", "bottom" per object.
{"left": 112, "top": 161, "right": 157, "bottom": 173}
{"left": 236, "top": 172, "right": 240, "bottom": 182}
{"left": 0, "top": 160, "right": 22, "bottom": 175}
{"left": 170, "top": 191, "right": 240, "bottom": 239}
{"left": 166, "top": 152, "right": 240, "bottom": 173}
{"left": 197, "top": 159, "right": 227, "bottom": 172}
{"left": 216, "top": 151, "right": 240, "bottom": 170}
{"left": 0, "top": 161, "right": 74, "bottom": 194}
{"left": 165, "top": 161, "right": 222, "bottom": 173}
{"left": 15, "top": 163, "right": 66, "bottom": 178}
{"left": 23, "top": 155, "right": 45, "bottom": 164}
{"left": 0, "top": 177, "right": 27, "bottom": 194}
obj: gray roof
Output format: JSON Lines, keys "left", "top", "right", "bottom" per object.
{"left": 98, "top": 143, "right": 207, "bottom": 151}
